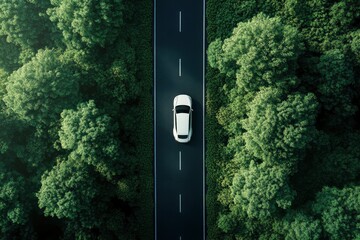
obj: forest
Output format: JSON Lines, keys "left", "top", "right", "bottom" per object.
{"left": 206, "top": 0, "right": 360, "bottom": 239}
{"left": 1, "top": 0, "right": 360, "bottom": 239}
{"left": 0, "top": 0, "right": 153, "bottom": 239}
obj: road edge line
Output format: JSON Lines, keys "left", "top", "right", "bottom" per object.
{"left": 202, "top": 0, "right": 206, "bottom": 239}
{"left": 154, "top": 0, "right": 157, "bottom": 238}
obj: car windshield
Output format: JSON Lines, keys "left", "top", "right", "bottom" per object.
{"left": 176, "top": 105, "right": 190, "bottom": 113}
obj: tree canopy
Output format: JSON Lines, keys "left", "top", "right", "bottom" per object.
{"left": 59, "top": 100, "right": 123, "bottom": 180}
{"left": 208, "top": 13, "right": 302, "bottom": 94}
{"left": 313, "top": 186, "right": 360, "bottom": 240}
{"left": 0, "top": 0, "right": 152, "bottom": 238}
{"left": 207, "top": 3, "right": 360, "bottom": 239}
{"left": 242, "top": 88, "right": 318, "bottom": 166}
{"left": 231, "top": 162, "right": 295, "bottom": 220}
{"left": 0, "top": 0, "right": 56, "bottom": 62}
{"left": 47, "top": 0, "right": 125, "bottom": 49}
{"left": 4, "top": 49, "right": 79, "bottom": 128}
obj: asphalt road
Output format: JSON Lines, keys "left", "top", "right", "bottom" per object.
{"left": 154, "top": 0, "right": 205, "bottom": 239}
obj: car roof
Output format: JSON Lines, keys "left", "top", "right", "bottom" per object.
{"left": 176, "top": 113, "right": 189, "bottom": 135}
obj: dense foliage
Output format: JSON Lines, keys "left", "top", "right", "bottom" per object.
{"left": 0, "top": 0, "right": 153, "bottom": 239}
{"left": 207, "top": 0, "right": 360, "bottom": 239}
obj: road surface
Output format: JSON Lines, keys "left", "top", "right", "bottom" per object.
{"left": 154, "top": 0, "right": 205, "bottom": 239}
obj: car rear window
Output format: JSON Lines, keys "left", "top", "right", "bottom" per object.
{"left": 178, "top": 135, "right": 188, "bottom": 139}
{"left": 176, "top": 105, "right": 190, "bottom": 113}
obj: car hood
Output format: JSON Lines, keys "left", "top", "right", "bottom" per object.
{"left": 174, "top": 95, "right": 192, "bottom": 107}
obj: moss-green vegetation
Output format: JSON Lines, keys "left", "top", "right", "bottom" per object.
{"left": 206, "top": 0, "right": 360, "bottom": 239}
{"left": 0, "top": 0, "right": 152, "bottom": 239}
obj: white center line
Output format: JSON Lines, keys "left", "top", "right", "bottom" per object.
{"left": 179, "top": 151, "right": 182, "bottom": 171}
{"left": 179, "top": 58, "right": 182, "bottom": 76}
{"left": 179, "top": 11, "right": 182, "bottom": 32}
{"left": 180, "top": 236, "right": 182, "bottom": 240}
{"left": 179, "top": 194, "right": 182, "bottom": 213}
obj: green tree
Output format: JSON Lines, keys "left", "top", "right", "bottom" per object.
{"left": 312, "top": 186, "right": 360, "bottom": 240}
{"left": 0, "top": 111, "right": 51, "bottom": 188}
{"left": 302, "top": 0, "right": 330, "bottom": 52}
{"left": 0, "top": 164, "right": 32, "bottom": 237}
{"left": 59, "top": 100, "right": 124, "bottom": 180}
{"left": 85, "top": 49, "right": 140, "bottom": 117}
{"left": 325, "top": 0, "right": 360, "bottom": 51}
{"left": 0, "top": 36, "right": 21, "bottom": 72}
{"left": 0, "top": 69, "right": 9, "bottom": 110}
{"left": 208, "top": 13, "right": 302, "bottom": 93}
{"left": 280, "top": 0, "right": 310, "bottom": 30}
{"left": 37, "top": 157, "right": 134, "bottom": 239}
{"left": 0, "top": 0, "right": 56, "bottom": 62}
{"left": 47, "top": 0, "right": 125, "bottom": 49}
{"left": 0, "top": 0, "right": 149, "bottom": 238}
{"left": 39, "top": 100, "right": 138, "bottom": 237}
{"left": 231, "top": 162, "right": 295, "bottom": 220}
{"left": 277, "top": 212, "right": 322, "bottom": 240}
{"left": 100, "top": 56, "right": 140, "bottom": 105}
{"left": 302, "top": 0, "right": 360, "bottom": 52}
{"left": 242, "top": 88, "right": 318, "bottom": 166}
{"left": 4, "top": 49, "right": 80, "bottom": 127}
{"left": 317, "top": 49, "right": 356, "bottom": 120}
{"left": 351, "top": 30, "right": 360, "bottom": 64}
{"left": 206, "top": 0, "right": 360, "bottom": 239}
{"left": 37, "top": 159, "right": 101, "bottom": 227}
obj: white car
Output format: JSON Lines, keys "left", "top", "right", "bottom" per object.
{"left": 173, "top": 94, "right": 193, "bottom": 143}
